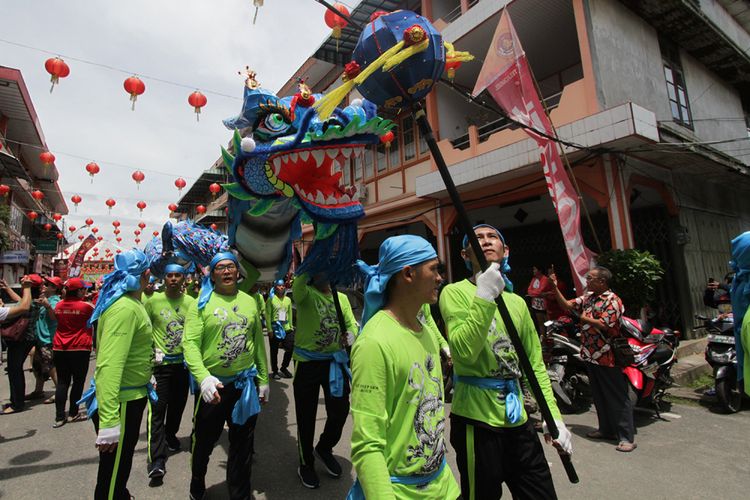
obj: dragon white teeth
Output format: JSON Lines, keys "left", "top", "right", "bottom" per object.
{"left": 326, "top": 148, "right": 338, "bottom": 159}
{"left": 272, "top": 157, "right": 282, "bottom": 175}
{"left": 289, "top": 152, "right": 298, "bottom": 163}
{"left": 326, "top": 194, "right": 337, "bottom": 205}
{"left": 306, "top": 190, "right": 315, "bottom": 201}
{"left": 299, "top": 150, "right": 310, "bottom": 162}
{"left": 299, "top": 188, "right": 307, "bottom": 199}
{"left": 315, "top": 191, "right": 326, "bottom": 204}
{"left": 340, "top": 194, "right": 351, "bottom": 203}
{"left": 341, "top": 147, "right": 352, "bottom": 158}
{"left": 311, "top": 150, "right": 326, "bottom": 167}
{"left": 332, "top": 160, "right": 342, "bottom": 173}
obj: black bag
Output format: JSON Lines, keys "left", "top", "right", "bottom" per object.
{"left": 611, "top": 337, "right": 635, "bottom": 367}
{"left": 0, "top": 315, "right": 30, "bottom": 342}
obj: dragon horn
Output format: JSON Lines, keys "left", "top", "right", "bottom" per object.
{"left": 221, "top": 146, "right": 235, "bottom": 169}
{"left": 232, "top": 129, "right": 243, "bottom": 154}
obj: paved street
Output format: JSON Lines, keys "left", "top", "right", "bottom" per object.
{"left": 1, "top": 357, "right": 749, "bottom": 499}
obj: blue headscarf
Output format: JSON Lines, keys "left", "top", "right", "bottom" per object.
{"left": 88, "top": 249, "right": 150, "bottom": 326}
{"left": 462, "top": 224, "right": 513, "bottom": 292}
{"left": 356, "top": 235, "right": 438, "bottom": 328}
{"left": 164, "top": 263, "right": 187, "bottom": 274}
{"left": 730, "top": 231, "right": 750, "bottom": 382}
{"left": 198, "top": 252, "right": 239, "bottom": 310}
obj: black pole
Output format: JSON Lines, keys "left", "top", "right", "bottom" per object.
{"left": 315, "top": 0, "right": 364, "bottom": 30}
{"left": 412, "top": 102, "right": 579, "bottom": 483}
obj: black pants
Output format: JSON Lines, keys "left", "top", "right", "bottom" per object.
{"left": 191, "top": 383, "right": 258, "bottom": 500}
{"left": 92, "top": 397, "right": 147, "bottom": 500}
{"left": 5, "top": 340, "right": 33, "bottom": 411}
{"left": 450, "top": 417, "right": 557, "bottom": 500}
{"left": 269, "top": 331, "right": 294, "bottom": 373}
{"left": 587, "top": 363, "right": 635, "bottom": 443}
{"left": 293, "top": 360, "right": 350, "bottom": 466}
{"left": 53, "top": 350, "right": 90, "bottom": 421}
{"left": 148, "top": 363, "right": 190, "bottom": 465}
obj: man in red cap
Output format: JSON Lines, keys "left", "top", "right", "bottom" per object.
{"left": 27, "top": 276, "right": 63, "bottom": 403}
{"left": 52, "top": 277, "right": 95, "bottom": 427}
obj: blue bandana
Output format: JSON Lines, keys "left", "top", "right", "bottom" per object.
{"left": 462, "top": 224, "right": 513, "bottom": 292}
{"left": 164, "top": 263, "right": 187, "bottom": 274}
{"left": 356, "top": 235, "right": 437, "bottom": 328}
{"left": 198, "top": 252, "right": 239, "bottom": 310}
{"left": 730, "top": 231, "right": 750, "bottom": 381}
{"left": 88, "top": 249, "right": 149, "bottom": 326}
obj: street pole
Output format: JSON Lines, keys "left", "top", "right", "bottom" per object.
{"left": 412, "top": 101, "right": 579, "bottom": 483}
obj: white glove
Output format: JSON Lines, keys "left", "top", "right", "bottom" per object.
{"left": 95, "top": 425, "right": 120, "bottom": 446}
{"left": 543, "top": 419, "right": 573, "bottom": 455}
{"left": 475, "top": 262, "right": 505, "bottom": 302}
{"left": 200, "top": 375, "right": 222, "bottom": 403}
{"left": 258, "top": 384, "right": 270, "bottom": 404}
{"left": 341, "top": 331, "right": 356, "bottom": 348}
{"left": 153, "top": 348, "right": 165, "bottom": 365}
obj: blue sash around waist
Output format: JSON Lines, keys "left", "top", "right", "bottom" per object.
{"left": 214, "top": 366, "right": 261, "bottom": 425}
{"left": 346, "top": 457, "right": 447, "bottom": 499}
{"left": 272, "top": 320, "right": 287, "bottom": 340}
{"left": 294, "top": 347, "right": 352, "bottom": 397}
{"left": 163, "top": 353, "right": 184, "bottom": 364}
{"left": 453, "top": 375, "right": 522, "bottom": 424}
{"left": 76, "top": 379, "right": 158, "bottom": 419}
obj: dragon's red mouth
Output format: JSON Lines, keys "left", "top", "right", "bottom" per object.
{"left": 270, "top": 144, "right": 364, "bottom": 207}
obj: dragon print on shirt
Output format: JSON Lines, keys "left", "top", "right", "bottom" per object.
{"left": 407, "top": 354, "right": 446, "bottom": 477}
{"left": 213, "top": 306, "right": 249, "bottom": 367}
{"left": 159, "top": 306, "right": 184, "bottom": 352}
{"left": 314, "top": 299, "right": 339, "bottom": 350}
{"left": 487, "top": 318, "right": 522, "bottom": 380}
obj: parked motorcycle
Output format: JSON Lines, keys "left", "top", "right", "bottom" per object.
{"left": 619, "top": 317, "right": 680, "bottom": 416}
{"left": 696, "top": 314, "right": 742, "bottom": 413}
{"left": 542, "top": 316, "right": 591, "bottom": 413}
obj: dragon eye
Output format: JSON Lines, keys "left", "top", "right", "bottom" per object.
{"left": 256, "top": 112, "right": 291, "bottom": 137}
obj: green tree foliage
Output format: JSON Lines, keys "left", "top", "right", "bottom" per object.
{"left": 596, "top": 249, "right": 664, "bottom": 315}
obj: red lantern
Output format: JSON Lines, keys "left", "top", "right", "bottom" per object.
{"left": 52, "top": 213, "right": 62, "bottom": 222}
{"left": 124, "top": 76, "right": 146, "bottom": 110}
{"left": 196, "top": 205, "right": 207, "bottom": 215}
{"left": 57, "top": 232, "right": 64, "bottom": 240}
{"left": 445, "top": 60, "right": 462, "bottom": 81}
{"left": 0, "top": 184, "right": 9, "bottom": 197}
{"left": 137, "top": 201, "right": 147, "bottom": 214}
{"left": 135, "top": 238, "right": 141, "bottom": 244}
{"left": 68, "top": 225, "right": 77, "bottom": 233}
{"left": 97, "top": 236, "right": 103, "bottom": 241}
{"left": 324, "top": 3, "right": 349, "bottom": 50}
{"left": 39, "top": 151, "right": 56, "bottom": 166}
{"left": 78, "top": 234, "right": 85, "bottom": 241}
{"left": 168, "top": 203, "right": 178, "bottom": 212}
{"left": 132, "top": 170, "right": 145, "bottom": 189}
{"left": 114, "top": 229, "right": 121, "bottom": 235}
{"left": 210, "top": 223, "right": 218, "bottom": 231}
{"left": 112, "top": 220, "right": 121, "bottom": 228}
{"left": 85, "top": 218, "right": 94, "bottom": 226}
{"left": 71, "top": 194, "right": 82, "bottom": 211}
{"left": 91, "top": 227, "right": 99, "bottom": 234}
{"left": 31, "top": 190, "right": 45, "bottom": 201}
{"left": 44, "top": 223, "right": 52, "bottom": 231}
{"left": 85, "top": 162, "right": 100, "bottom": 183}
{"left": 209, "top": 182, "right": 221, "bottom": 199}
{"left": 116, "top": 237, "right": 122, "bottom": 243}
{"left": 105, "top": 198, "right": 116, "bottom": 214}
{"left": 188, "top": 91, "right": 208, "bottom": 121}
{"left": 116, "top": 249, "right": 121, "bottom": 254}
{"left": 152, "top": 231, "right": 159, "bottom": 237}
{"left": 174, "top": 178, "right": 186, "bottom": 194}
{"left": 380, "top": 130, "right": 395, "bottom": 149}
{"left": 138, "top": 221, "right": 146, "bottom": 230}
{"left": 44, "top": 57, "right": 70, "bottom": 93}
{"left": 28, "top": 211, "right": 38, "bottom": 221}
{"left": 134, "top": 230, "right": 141, "bottom": 236}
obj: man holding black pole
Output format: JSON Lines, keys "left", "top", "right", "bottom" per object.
{"left": 439, "top": 224, "right": 572, "bottom": 500}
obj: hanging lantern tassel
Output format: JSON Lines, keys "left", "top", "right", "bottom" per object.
{"left": 324, "top": 3, "right": 349, "bottom": 53}
{"left": 253, "top": 0, "right": 263, "bottom": 24}
{"left": 123, "top": 76, "right": 146, "bottom": 111}
{"left": 188, "top": 91, "right": 207, "bottom": 122}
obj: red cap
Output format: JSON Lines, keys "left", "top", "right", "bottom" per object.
{"left": 64, "top": 277, "right": 91, "bottom": 291}
{"left": 25, "top": 274, "right": 44, "bottom": 287}
{"left": 44, "top": 276, "right": 64, "bottom": 289}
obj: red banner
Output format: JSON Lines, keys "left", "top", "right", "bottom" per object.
{"left": 68, "top": 234, "right": 97, "bottom": 278}
{"left": 473, "top": 10, "right": 594, "bottom": 292}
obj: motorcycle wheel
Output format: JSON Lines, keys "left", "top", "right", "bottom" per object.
{"left": 716, "top": 376, "right": 743, "bottom": 413}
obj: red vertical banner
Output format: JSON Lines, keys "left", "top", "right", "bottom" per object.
{"left": 68, "top": 234, "right": 97, "bottom": 278}
{"left": 472, "top": 9, "right": 595, "bottom": 292}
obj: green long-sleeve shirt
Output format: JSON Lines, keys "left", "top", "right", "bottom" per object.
{"left": 292, "top": 274, "right": 358, "bottom": 361}
{"left": 439, "top": 279, "right": 561, "bottom": 428}
{"left": 94, "top": 295, "right": 153, "bottom": 429}
{"left": 266, "top": 294, "right": 293, "bottom": 331}
{"left": 144, "top": 292, "right": 195, "bottom": 364}
{"left": 183, "top": 290, "right": 268, "bottom": 386}
{"left": 249, "top": 291, "right": 268, "bottom": 328}
{"left": 419, "top": 304, "right": 449, "bottom": 353}
{"left": 350, "top": 310, "right": 460, "bottom": 500}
